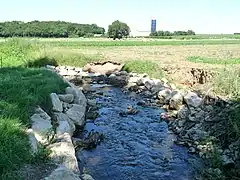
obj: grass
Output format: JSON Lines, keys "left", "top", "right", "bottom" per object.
{"left": 29, "top": 48, "right": 102, "bottom": 67}
{"left": 0, "top": 67, "right": 67, "bottom": 179}
{"left": 187, "top": 56, "right": 240, "bottom": 64}
{"left": 0, "top": 39, "right": 102, "bottom": 68}
{"left": 0, "top": 39, "right": 102, "bottom": 179}
{"left": 213, "top": 67, "right": 240, "bottom": 98}
{"left": 123, "top": 60, "right": 164, "bottom": 79}
{"left": 39, "top": 39, "right": 240, "bottom": 47}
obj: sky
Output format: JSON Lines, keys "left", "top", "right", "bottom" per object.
{"left": 0, "top": 0, "right": 239, "bottom": 35}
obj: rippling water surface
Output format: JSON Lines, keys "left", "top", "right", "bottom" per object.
{"left": 77, "top": 85, "right": 199, "bottom": 180}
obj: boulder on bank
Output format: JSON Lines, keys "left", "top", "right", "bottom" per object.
{"left": 30, "top": 107, "right": 53, "bottom": 145}
{"left": 26, "top": 128, "right": 39, "bottom": 154}
{"left": 169, "top": 90, "right": 183, "bottom": 110}
{"left": 158, "top": 89, "right": 172, "bottom": 103}
{"left": 48, "top": 133, "right": 79, "bottom": 174}
{"left": 65, "top": 104, "right": 86, "bottom": 127}
{"left": 50, "top": 93, "right": 63, "bottom": 112}
{"left": 65, "top": 87, "right": 87, "bottom": 108}
{"left": 58, "top": 94, "right": 74, "bottom": 103}
{"left": 184, "top": 92, "right": 202, "bottom": 108}
{"left": 54, "top": 112, "right": 76, "bottom": 136}
{"left": 83, "top": 61, "right": 123, "bottom": 75}
{"left": 44, "top": 166, "right": 80, "bottom": 180}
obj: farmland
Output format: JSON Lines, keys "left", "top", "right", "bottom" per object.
{"left": 0, "top": 37, "right": 239, "bottom": 179}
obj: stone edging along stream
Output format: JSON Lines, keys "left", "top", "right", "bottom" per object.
{"left": 27, "top": 62, "right": 239, "bottom": 179}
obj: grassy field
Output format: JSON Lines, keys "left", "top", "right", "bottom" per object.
{"left": 44, "top": 39, "right": 240, "bottom": 47}
{"left": 0, "top": 40, "right": 69, "bottom": 179}
{"left": 187, "top": 56, "right": 240, "bottom": 64}
{"left": 0, "top": 38, "right": 239, "bottom": 179}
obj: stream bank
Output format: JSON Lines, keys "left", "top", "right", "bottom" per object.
{"left": 32, "top": 62, "right": 239, "bottom": 179}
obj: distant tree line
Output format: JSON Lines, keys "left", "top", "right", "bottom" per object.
{"left": 150, "top": 30, "right": 195, "bottom": 37}
{"left": 0, "top": 21, "right": 105, "bottom": 38}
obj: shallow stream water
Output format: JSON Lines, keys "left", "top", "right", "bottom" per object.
{"left": 77, "top": 84, "right": 199, "bottom": 180}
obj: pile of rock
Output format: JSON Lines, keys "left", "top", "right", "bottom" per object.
{"left": 27, "top": 79, "right": 94, "bottom": 179}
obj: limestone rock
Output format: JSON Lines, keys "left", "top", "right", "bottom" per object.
{"left": 169, "top": 90, "right": 183, "bottom": 110}
{"left": 144, "top": 79, "right": 154, "bottom": 90}
{"left": 48, "top": 133, "right": 79, "bottom": 173}
{"left": 158, "top": 89, "right": 172, "bottom": 103}
{"left": 50, "top": 93, "right": 63, "bottom": 112}
{"left": 67, "top": 70, "right": 78, "bottom": 76}
{"left": 184, "top": 92, "right": 202, "bottom": 108}
{"left": 58, "top": 94, "right": 74, "bottom": 103}
{"left": 31, "top": 107, "right": 53, "bottom": 144}
{"left": 128, "top": 76, "right": 140, "bottom": 84}
{"left": 26, "top": 129, "right": 39, "bottom": 154}
{"left": 58, "top": 69, "right": 69, "bottom": 76}
{"left": 54, "top": 112, "right": 76, "bottom": 136}
{"left": 65, "top": 87, "right": 87, "bottom": 108}
{"left": 65, "top": 104, "right": 86, "bottom": 127}
{"left": 83, "top": 61, "right": 123, "bottom": 75}
{"left": 44, "top": 166, "right": 80, "bottom": 180}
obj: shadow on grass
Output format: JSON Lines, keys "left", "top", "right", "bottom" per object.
{"left": 25, "top": 56, "right": 58, "bottom": 68}
{"left": 0, "top": 66, "right": 67, "bottom": 178}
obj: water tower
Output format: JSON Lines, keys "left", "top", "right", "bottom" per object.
{"left": 151, "top": 19, "right": 157, "bottom": 33}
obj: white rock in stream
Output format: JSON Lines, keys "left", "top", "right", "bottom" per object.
{"left": 50, "top": 93, "right": 63, "bottom": 112}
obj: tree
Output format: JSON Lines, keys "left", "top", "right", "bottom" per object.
{"left": 0, "top": 21, "right": 105, "bottom": 38}
{"left": 187, "top": 30, "right": 195, "bottom": 35}
{"left": 108, "top": 20, "right": 130, "bottom": 40}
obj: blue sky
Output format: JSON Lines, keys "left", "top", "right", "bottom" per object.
{"left": 0, "top": 0, "right": 239, "bottom": 35}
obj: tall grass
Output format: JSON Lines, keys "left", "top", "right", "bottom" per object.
{"left": 0, "top": 67, "right": 68, "bottom": 179}
{"left": 123, "top": 60, "right": 164, "bottom": 79}
{"left": 187, "top": 56, "right": 240, "bottom": 65}
{"left": 213, "top": 67, "right": 240, "bottom": 98}
{"left": 0, "top": 38, "right": 102, "bottom": 68}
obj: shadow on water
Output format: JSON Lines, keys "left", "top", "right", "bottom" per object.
{"left": 76, "top": 85, "right": 201, "bottom": 180}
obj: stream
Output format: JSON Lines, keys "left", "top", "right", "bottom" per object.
{"left": 76, "top": 84, "right": 200, "bottom": 180}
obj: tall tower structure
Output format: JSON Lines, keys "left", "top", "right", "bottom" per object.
{"left": 151, "top": 19, "right": 157, "bottom": 33}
